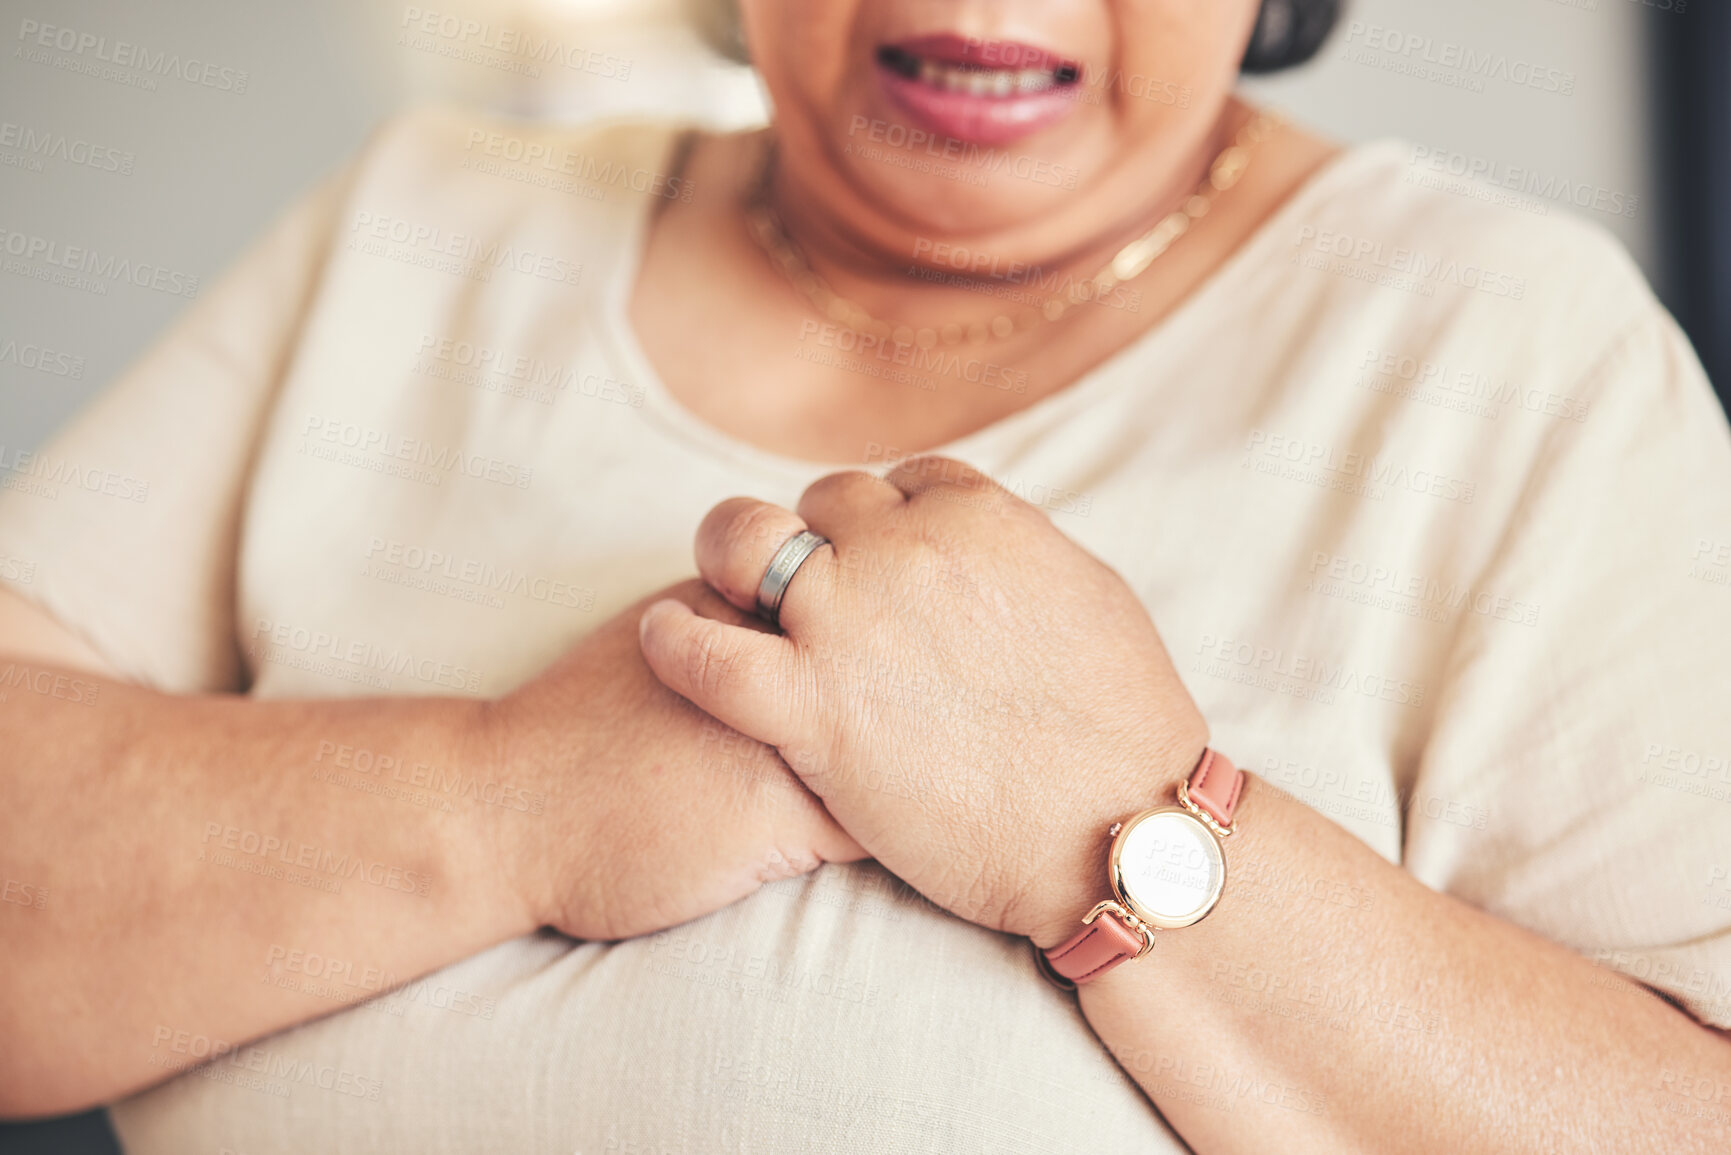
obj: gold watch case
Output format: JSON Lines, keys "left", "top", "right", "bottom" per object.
{"left": 1108, "top": 805, "right": 1227, "bottom": 930}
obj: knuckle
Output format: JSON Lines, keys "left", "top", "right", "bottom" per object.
{"left": 802, "top": 471, "right": 847, "bottom": 503}
{"left": 756, "top": 846, "right": 820, "bottom": 884}
{"left": 727, "top": 503, "right": 794, "bottom": 570}
{"left": 809, "top": 470, "right": 877, "bottom": 506}
{"left": 896, "top": 455, "right": 983, "bottom": 490}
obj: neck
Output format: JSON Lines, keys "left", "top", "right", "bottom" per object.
{"left": 753, "top": 97, "right": 1256, "bottom": 343}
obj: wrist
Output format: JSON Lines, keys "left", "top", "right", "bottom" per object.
{"left": 1020, "top": 732, "right": 1210, "bottom": 950}
{"left": 458, "top": 695, "right": 557, "bottom": 933}
{"left": 1024, "top": 860, "right": 1114, "bottom": 952}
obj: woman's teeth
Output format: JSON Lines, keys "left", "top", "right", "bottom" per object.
{"left": 927, "top": 61, "right": 1056, "bottom": 95}
{"left": 877, "top": 46, "right": 1079, "bottom": 98}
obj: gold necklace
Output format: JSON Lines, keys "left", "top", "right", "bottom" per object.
{"left": 745, "top": 111, "right": 1282, "bottom": 350}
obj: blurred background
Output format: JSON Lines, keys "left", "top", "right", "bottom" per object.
{"left": 0, "top": 0, "right": 1724, "bottom": 1149}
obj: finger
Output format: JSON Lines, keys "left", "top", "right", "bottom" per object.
{"left": 774, "top": 766, "right": 873, "bottom": 863}
{"left": 795, "top": 470, "right": 905, "bottom": 535}
{"left": 670, "top": 591, "right": 866, "bottom": 862}
{"left": 734, "top": 736, "right": 870, "bottom": 865}
{"left": 694, "top": 497, "right": 836, "bottom": 633}
{"left": 638, "top": 598, "right": 803, "bottom": 748}
{"left": 817, "top": 829, "right": 869, "bottom": 864}
{"left": 882, "top": 455, "right": 1013, "bottom": 505}
{"left": 678, "top": 576, "right": 779, "bottom": 635}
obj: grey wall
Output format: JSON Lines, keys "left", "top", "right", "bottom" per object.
{"left": 1245, "top": 0, "right": 1661, "bottom": 287}
{"left": 1, "top": 0, "right": 399, "bottom": 452}
{"left": 0, "top": 0, "right": 1668, "bottom": 455}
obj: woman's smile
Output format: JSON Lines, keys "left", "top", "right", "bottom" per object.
{"left": 755, "top": 0, "right": 1257, "bottom": 256}
{"left": 874, "top": 34, "right": 1083, "bottom": 145}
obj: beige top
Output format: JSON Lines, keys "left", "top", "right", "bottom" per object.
{"left": 4, "top": 107, "right": 1730, "bottom": 1154}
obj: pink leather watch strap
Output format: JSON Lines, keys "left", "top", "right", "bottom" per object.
{"left": 1039, "top": 747, "right": 1245, "bottom": 989}
{"left": 1043, "top": 909, "right": 1147, "bottom": 986}
{"left": 1184, "top": 748, "right": 1244, "bottom": 828}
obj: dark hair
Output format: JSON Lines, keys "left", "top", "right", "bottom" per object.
{"left": 1241, "top": 0, "right": 1342, "bottom": 73}
{"left": 689, "top": 0, "right": 1344, "bottom": 75}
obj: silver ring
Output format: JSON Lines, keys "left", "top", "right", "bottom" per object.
{"left": 755, "top": 530, "right": 828, "bottom": 628}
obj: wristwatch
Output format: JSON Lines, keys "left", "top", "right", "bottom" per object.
{"left": 1034, "top": 747, "right": 1245, "bottom": 990}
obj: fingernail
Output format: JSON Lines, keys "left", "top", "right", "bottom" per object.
{"left": 638, "top": 598, "right": 681, "bottom": 643}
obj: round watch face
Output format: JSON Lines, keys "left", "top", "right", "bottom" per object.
{"left": 1111, "top": 808, "right": 1226, "bottom": 929}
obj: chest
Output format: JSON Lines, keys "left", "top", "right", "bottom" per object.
{"left": 230, "top": 244, "right": 1450, "bottom": 861}
{"left": 622, "top": 200, "right": 1184, "bottom": 467}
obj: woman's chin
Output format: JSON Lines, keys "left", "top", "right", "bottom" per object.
{"left": 836, "top": 154, "right": 1082, "bottom": 242}
{"left": 828, "top": 107, "right": 1104, "bottom": 241}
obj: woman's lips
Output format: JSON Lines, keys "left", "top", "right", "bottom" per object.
{"left": 873, "top": 35, "right": 1082, "bottom": 148}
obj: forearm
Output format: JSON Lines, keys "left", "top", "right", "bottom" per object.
{"left": 1059, "top": 776, "right": 1731, "bottom": 1153}
{"left": 0, "top": 666, "right": 534, "bottom": 1117}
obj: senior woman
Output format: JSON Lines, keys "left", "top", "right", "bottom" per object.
{"left": 4, "top": 0, "right": 1731, "bottom": 1148}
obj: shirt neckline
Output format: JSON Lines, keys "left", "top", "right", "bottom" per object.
{"left": 599, "top": 130, "right": 1406, "bottom": 481}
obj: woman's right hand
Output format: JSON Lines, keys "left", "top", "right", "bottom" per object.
{"left": 490, "top": 578, "right": 867, "bottom": 942}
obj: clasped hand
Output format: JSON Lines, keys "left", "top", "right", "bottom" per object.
{"left": 636, "top": 457, "right": 1208, "bottom": 949}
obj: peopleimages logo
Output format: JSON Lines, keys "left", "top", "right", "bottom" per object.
{"left": 0, "top": 335, "right": 85, "bottom": 379}
{"left": 149, "top": 1027, "right": 385, "bottom": 1100}
{"left": 1407, "top": 145, "right": 1638, "bottom": 220}
{"left": 845, "top": 116, "right": 1081, "bottom": 189}
{"left": 0, "top": 226, "right": 200, "bottom": 298}
{"left": 0, "top": 443, "right": 150, "bottom": 503}
{"left": 1306, "top": 550, "right": 1540, "bottom": 628}
{"left": 1193, "top": 632, "right": 1427, "bottom": 708}
{"left": 1341, "top": 21, "right": 1576, "bottom": 96}
{"left": 348, "top": 211, "right": 583, "bottom": 286}
{"left": 1357, "top": 347, "right": 1591, "bottom": 424}
{"left": 1292, "top": 226, "right": 1527, "bottom": 301}
{"left": 398, "top": 7, "right": 632, "bottom": 81}
{"left": 0, "top": 120, "right": 134, "bottom": 175}
{"left": 796, "top": 320, "right": 1028, "bottom": 395}
{"left": 299, "top": 414, "right": 535, "bottom": 490}
{"left": 313, "top": 738, "right": 549, "bottom": 815}
{"left": 15, "top": 19, "right": 249, "bottom": 93}
{"left": 0, "top": 661, "right": 101, "bottom": 706}
{"left": 1243, "top": 429, "right": 1478, "bottom": 506}
{"left": 199, "top": 821, "right": 433, "bottom": 897}
{"left": 909, "top": 237, "right": 1142, "bottom": 314}
{"left": 415, "top": 333, "right": 644, "bottom": 408}
{"left": 250, "top": 616, "right": 486, "bottom": 693}
{"left": 462, "top": 130, "right": 693, "bottom": 202}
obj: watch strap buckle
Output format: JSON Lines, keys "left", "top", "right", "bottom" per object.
{"left": 1083, "top": 900, "right": 1156, "bottom": 958}
{"left": 1033, "top": 901, "right": 1155, "bottom": 993}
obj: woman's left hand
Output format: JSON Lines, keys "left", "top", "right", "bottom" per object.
{"left": 638, "top": 457, "right": 1209, "bottom": 948}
